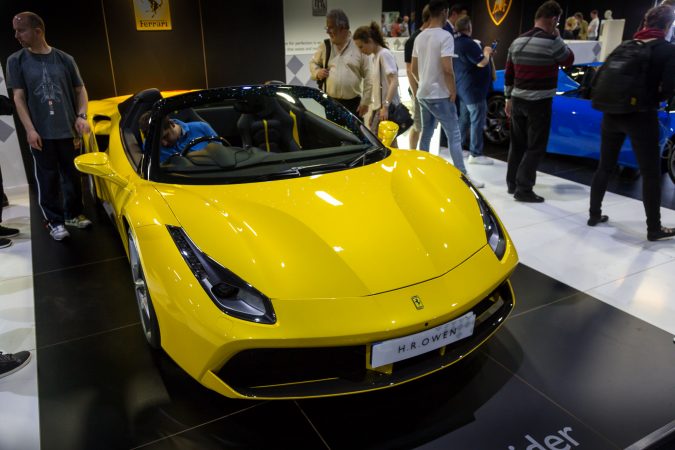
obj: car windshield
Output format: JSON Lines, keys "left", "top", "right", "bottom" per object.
{"left": 141, "top": 85, "right": 386, "bottom": 184}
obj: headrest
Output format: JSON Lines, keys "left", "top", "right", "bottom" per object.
{"left": 234, "top": 96, "right": 275, "bottom": 116}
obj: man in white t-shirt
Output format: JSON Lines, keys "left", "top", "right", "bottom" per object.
{"left": 587, "top": 9, "right": 599, "bottom": 40}
{"left": 412, "top": 0, "right": 483, "bottom": 186}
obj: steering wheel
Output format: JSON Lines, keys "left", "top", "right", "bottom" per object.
{"left": 180, "top": 135, "right": 231, "bottom": 156}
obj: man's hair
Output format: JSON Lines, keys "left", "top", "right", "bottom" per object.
{"left": 139, "top": 111, "right": 170, "bottom": 137}
{"left": 535, "top": 1, "right": 562, "bottom": 20}
{"left": 449, "top": 3, "right": 467, "bottom": 16}
{"left": 645, "top": 4, "right": 675, "bottom": 30}
{"left": 455, "top": 15, "right": 471, "bottom": 33}
{"left": 428, "top": 0, "right": 449, "bottom": 18}
{"left": 422, "top": 5, "right": 431, "bottom": 23}
{"left": 14, "top": 11, "right": 45, "bottom": 32}
{"left": 591, "top": 9, "right": 598, "bottom": 15}
{"left": 326, "top": 9, "right": 349, "bottom": 30}
{"left": 574, "top": 12, "right": 583, "bottom": 20}
{"left": 660, "top": 0, "right": 675, "bottom": 7}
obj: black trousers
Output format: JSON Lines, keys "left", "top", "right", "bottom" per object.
{"left": 332, "top": 96, "right": 362, "bottom": 117}
{"left": 590, "top": 111, "right": 662, "bottom": 232}
{"left": 30, "top": 138, "right": 84, "bottom": 225}
{"left": 506, "top": 97, "right": 552, "bottom": 194}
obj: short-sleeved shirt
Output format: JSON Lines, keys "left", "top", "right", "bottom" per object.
{"left": 413, "top": 28, "right": 455, "bottom": 99}
{"left": 6, "top": 48, "right": 83, "bottom": 139}
{"left": 454, "top": 35, "right": 492, "bottom": 105}
{"left": 159, "top": 119, "right": 217, "bottom": 162}
{"left": 371, "top": 48, "right": 400, "bottom": 109}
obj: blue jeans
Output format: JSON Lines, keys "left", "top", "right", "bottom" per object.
{"left": 418, "top": 97, "right": 466, "bottom": 174}
{"left": 459, "top": 100, "right": 487, "bottom": 157}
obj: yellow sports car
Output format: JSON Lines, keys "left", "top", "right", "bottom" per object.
{"left": 75, "top": 85, "right": 518, "bottom": 399}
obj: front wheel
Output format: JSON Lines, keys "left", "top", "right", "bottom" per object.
{"left": 666, "top": 138, "right": 675, "bottom": 184}
{"left": 484, "top": 94, "right": 510, "bottom": 146}
{"left": 128, "top": 229, "right": 161, "bottom": 349}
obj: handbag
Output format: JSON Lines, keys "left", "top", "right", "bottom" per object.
{"left": 387, "top": 102, "right": 413, "bottom": 136}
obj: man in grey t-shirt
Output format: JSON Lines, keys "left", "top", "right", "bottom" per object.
{"left": 7, "top": 11, "right": 92, "bottom": 241}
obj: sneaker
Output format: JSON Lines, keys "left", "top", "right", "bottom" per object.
{"left": 48, "top": 224, "right": 70, "bottom": 241}
{"left": 514, "top": 191, "right": 545, "bottom": 203}
{"left": 65, "top": 214, "right": 92, "bottom": 229}
{"left": 0, "top": 238, "right": 11, "bottom": 249}
{"left": 468, "top": 155, "right": 494, "bottom": 165}
{"left": 462, "top": 150, "right": 470, "bottom": 159}
{"left": 468, "top": 176, "right": 485, "bottom": 188}
{"left": 647, "top": 226, "right": 675, "bottom": 241}
{"left": 0, "top": 225, "right": 19, "bottom": 238}
{"left": 0, "top": 350, "right": 31, "bottom": 379}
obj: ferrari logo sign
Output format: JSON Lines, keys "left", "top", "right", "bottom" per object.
{"left": 411, "top": 296, "right": 424, "bottom": 310}
{"left": 487, "top": 0, "right": 512, "bottom": 26}
{"left": 133, "top": 0, "right": 172, "bottom": 31}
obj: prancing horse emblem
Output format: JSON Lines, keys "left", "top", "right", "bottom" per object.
{"left": 487, "top": 0, "right": 512, "bottom": 26}
{"left": 411, "top": 295, "right": 424, "bottom": 310}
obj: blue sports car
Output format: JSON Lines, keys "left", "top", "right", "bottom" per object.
{"left": 485, "top": 64, "right": 675, "bottom": 182}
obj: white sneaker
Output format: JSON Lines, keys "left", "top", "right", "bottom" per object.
{"left": 49, "top": 224, "right": 70, "bottom": 241}
{"left": 468, "top": 155, "right": 494, "bottom": 165}
{"left": 468, "top": 176, "right": 485, "bottom": 188}
{"left": 65, "top": 214, "right": 93, "bottom": 229}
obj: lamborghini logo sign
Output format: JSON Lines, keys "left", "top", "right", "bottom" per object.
{"left": 411, "top": 296, "right": 424, "bottom": 310}
{"left": 487, "top": 0, "right": 512, "bottom": 26}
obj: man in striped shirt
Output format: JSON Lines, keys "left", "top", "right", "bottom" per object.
{"left": 504, "top": 0, "right": 574, "bottom": 202}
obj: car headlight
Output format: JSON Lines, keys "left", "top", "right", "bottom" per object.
{"left": 167, "top": 225, "right": 276, "bottom": 324}
{"left": 462, "top": 175, "right": 507, "bottom": 260}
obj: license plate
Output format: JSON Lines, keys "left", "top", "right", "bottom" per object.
{"left": 371, "top": 312, "right": 476, "bottom": 368}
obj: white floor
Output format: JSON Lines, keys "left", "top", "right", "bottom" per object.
{"left": 1, "top": 148, "right": 675, "bottom": 449}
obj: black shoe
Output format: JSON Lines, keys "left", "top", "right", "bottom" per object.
{"left": 0, "top": 351, "right": 31, "bottom": 379}
{"left": 0, "top": 237, "right": 11, "bottom": 249}
{"left": 2, "top": 193, "right": 8, "bottom": 208}
{"left": 0, "top": 225, "right": 19, "bottom": 238}
{"left": 647, "top": 227, "right": 675, "bottom": 242}
{"left": 514, "top": 191, "right": 544, "bottom": 203}
{"left": 507, "top": 184, "right": 516, "bottom": 194}
{"left": 587, "top": 215, "right": 609, "bottom": 226}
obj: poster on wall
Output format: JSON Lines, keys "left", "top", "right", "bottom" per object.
{"left": 313, "top": 0, "right": 327, "bottom": 16}
{"left": 133, "top": 0, "right": 173, "bottom": 31}
{"left": 487, "top": 0, "right": 512, "bottom": 26}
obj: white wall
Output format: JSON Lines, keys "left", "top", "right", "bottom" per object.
{"left": 0, "top": 62, "right": 27, "bottom": 190}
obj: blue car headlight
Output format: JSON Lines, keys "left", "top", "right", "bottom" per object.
{"left": 462, "top": 176, "right": 507, "bottom": 260}
{"left": 167, "top": 225, "right": 276, "bottom": 324}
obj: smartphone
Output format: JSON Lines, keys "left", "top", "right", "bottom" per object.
{"left": 491, "top": 40, "right": 499, "bottom": 51}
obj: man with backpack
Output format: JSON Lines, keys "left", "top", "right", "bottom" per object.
{"left": 588, "top": 5, "right": 675, "bottom": 241}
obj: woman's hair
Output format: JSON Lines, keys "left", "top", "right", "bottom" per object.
{"left": 644, "top": 4, "right": 675, "bottom": 30}
{"left": 353, "top": 21, "right": 388, "bottom": 49}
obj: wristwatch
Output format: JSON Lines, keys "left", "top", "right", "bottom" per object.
{"left": 383, "top": 100, "right": 390, "bottom": 106}
{"left": 77, "top": 113, "right": 88, "bottom": 120}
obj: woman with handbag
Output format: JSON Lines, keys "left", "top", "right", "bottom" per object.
{"left": 353, "top": 22, "right": 403, "bottom": 145}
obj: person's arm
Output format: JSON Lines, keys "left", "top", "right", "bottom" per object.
{"left": 440, "top": 56, "right": 456, "bottom": 102}
{"left": 379, "top": 72, "right": 399, "bottom": 122}
{"left": 12, "top": 88, "right": 42, "bottom": 150}
{"left": 504, "top": 47, "right": 514, "bottom": 118}
{"left": 476, "top": 46, "right": 494, "bottom": 68}
{"left": 309, "top": 44, "right": 328, "bottom": 81}
{"left": 74, "top": 85, "right": 90, "bottom": 135}
{"left": 358, "top": 53, "right": 373, "bottom": 116}
{"left": 406, "top": 62, "right": 419, "bottom": 97}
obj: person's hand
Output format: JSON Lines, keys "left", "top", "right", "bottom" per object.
{"left": 27, "top": 129, "right": 42, "bottom": 150}
{"left": 356, "top": 104, "right": 369, "bottom": 117}
{"left": 75, "top": 117, "right": 90, "bottom": 135}
{"left": 318, "top": 68, "right": 330, "bottom": 80}
{"left": 449, "top": 91, "right": 456, "bottom": 103}
{"left": 483, "top": 46, "right": 494, "bottom": 58}
{"left": 504, "top": 99, "right": 512, "bottom": 118}
{"left": 379, "top": 105, "right": 389, "bottom": 122}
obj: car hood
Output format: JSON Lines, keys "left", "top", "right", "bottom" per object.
{"left": 156, "top": 151, "right": 488, "bottom": 299}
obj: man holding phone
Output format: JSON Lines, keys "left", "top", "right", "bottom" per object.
{"left": 453, "top": 16, "right": 495, "bottom": 165}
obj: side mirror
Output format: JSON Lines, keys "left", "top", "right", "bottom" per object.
{"left": 74, "top": 152, "right": 129, "bottom": 188}
{"left": 378, "top": 120, "right": 399, "bottom": 147}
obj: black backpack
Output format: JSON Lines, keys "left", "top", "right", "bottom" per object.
{"left": 590, "top": 39, "right": 663, "bottom": 114}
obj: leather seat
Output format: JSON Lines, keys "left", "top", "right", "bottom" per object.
{"left": 236, "top": 96, "right": 300, "bottom": 152}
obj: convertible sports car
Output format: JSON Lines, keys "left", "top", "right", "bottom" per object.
{"left": 485, "top": 64, "right": 675, "bottom": 182}
{"left": 76, "top": 85, "right": 518, "bottom": 399}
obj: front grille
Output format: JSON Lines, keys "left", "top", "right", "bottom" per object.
{"left": 216, "top": 280, "right": 514, "bottom": 398}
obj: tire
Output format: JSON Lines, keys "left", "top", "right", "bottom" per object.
{"left": 128, "top": 229, "right": 161, "bottom": 349}
{"left": 484, "top": 94, "right": 510, "bottom": 146}
{"left": 665, "top": 138, "right": 675, "bottom": 184}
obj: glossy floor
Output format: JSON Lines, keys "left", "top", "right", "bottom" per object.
{"left": 1, "top": 144, "right": 675, "bottom": 450}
